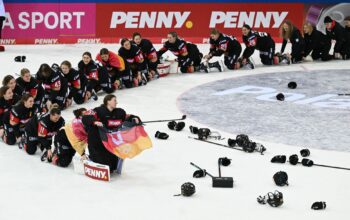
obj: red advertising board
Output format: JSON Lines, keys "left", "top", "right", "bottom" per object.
{"left": 1, "top": 3, "right": 305, "bottom": 44}
{"left": 96, "top": 3, "right": 304, "bottom": 40}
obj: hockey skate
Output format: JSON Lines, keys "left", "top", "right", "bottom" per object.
{"left": 209, "top": 61, "right": 223, "bottom": 72}
{"left": 200, "top": 62, "right": 209, "bottom": 73}
{"left": 91, "top": 89, "right": 98, "bottom": 101}
{"left": 242, "top": 59, "right": 255, "bottom": 69}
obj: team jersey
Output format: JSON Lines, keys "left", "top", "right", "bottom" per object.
{"left": 209, "top": 33, "right": 240, "bottom": 57}
{"left": 242, "top": 31, "right": 275, "bottom": 59}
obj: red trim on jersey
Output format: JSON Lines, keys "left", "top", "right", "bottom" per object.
{"left": 38, "top": 122, "right": 48, "bottom": 137}
{"left": 147, "top": 51, "right": 157, "bottom": 60}
{"left": 50, "top": 79, "right": 61, "bottom": 90}
{"left": 71, "top": 79, "right": 81, "bottom": 89}
{"left": 29, "top": 88, "right": 38, "bottom": 97}
{"left": 10, "top": 112, "right": 20, "bottom": 124}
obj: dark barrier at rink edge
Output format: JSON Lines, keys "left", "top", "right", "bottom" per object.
{"left": 1, "top": 1, "right": 349, "bottom": 44}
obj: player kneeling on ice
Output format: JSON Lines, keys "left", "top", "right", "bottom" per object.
{"left": 280, "top": 20, "right": 305, "bottom": 64}
{"left": 22, "top": 104, "right": 65, "bottom": 158}
{"left": 132, "top": 32, "right": 159, "bottom": 79}
{"left": 302, "top": 22, "right": 332, "bottom": 61}
{"left": 324, "top": 16, "right": 350, "bottom": 60}
{"left": 157, "top": 31, "right": 203, "bottom": 73}
{"left": 241, "top": 24, "right": 287, "bottom": 66}
{"left": 204, "top": 29, "right": 245, "bottom": 71}
{"left": 82, "top": 94, "right": 149, "bottom": 173}
{"left": 1, "top": 94, "right": 35, "bottom": 145}
{"left": 45, "top": 108, "right": 88, "bottom": 167}
{"left": 118, "top": 38, "right": 148, "bottom": 87}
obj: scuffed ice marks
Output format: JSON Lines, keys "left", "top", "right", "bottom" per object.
{"left": 178, "top": 69, "right": 350, "bottom": 151}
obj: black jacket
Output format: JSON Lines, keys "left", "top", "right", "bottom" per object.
{"left": 325, "top": 21, "right": 349, "bottom": 53}
{"left": 304, "top": 29, "right": 331, "bottom": 56}
{"left": 281, "top": 27, "right": 305, "bottom": 60}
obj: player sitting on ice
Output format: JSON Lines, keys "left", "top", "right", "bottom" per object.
{"left": 118, "top": 38, "right": 148, "bottom": 87}
{"left": 1, "top": 94, "right": 35, "bottom": 145}
{"left": 157, "top": 31, "right": 203, "bottom": 73}
{"left": 78, "top": 51, "right": 115, "bottom": 94}
{"left": 16, "top": 68, "right": 45, "bottom": 113}
{"left": 203, "top": 29, "right": 247, "bottom": 71}
{"left": 60, "top": 60, "right": 97, "bottom": 105}
{"left": 0, "top": 86, "right": 21, "bottom": 130}
{"left": 132, "top": 32, "right": 159, "bottom": 79}
{"left": 96, "top": 48, "right": 133, "bottom": 89}
{"left": 36, "top": 64, "right": 69, "bottom": 111}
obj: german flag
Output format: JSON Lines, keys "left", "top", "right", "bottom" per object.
{"left": 99, "top": 125, "right": 152, "bottom": 159}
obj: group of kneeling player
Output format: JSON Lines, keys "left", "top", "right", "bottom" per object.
{"left": 0, "top": 17, "right": 349, "bottom": 172}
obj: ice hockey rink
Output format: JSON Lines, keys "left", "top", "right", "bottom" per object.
{"left": 0, "top": 43, "right": 350, "bottom": 220}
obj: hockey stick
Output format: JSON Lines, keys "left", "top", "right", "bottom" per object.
{"left": 190, "top": 162, "right": 215, "bottom": 178}
{"left": 338, "top": 94, "right": 350, "bottom": 96}
{"left": 142, "top": 115, "right": 186, "bottom": 124}
{"left": 297, "top": 162, "right": 350, "bottom": 171}
{"left": 188, "top": 136, "right": 265, "bottom": 155}
{"left": 188, "top": 136, "right": 244, "bottom": 152}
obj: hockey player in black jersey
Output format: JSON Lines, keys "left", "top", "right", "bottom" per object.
{"left": 345, "top": 16, "right": 350, "bottom": 33}
{"left": 2, "top": 94, "right": 35, "bottom": 145}
{"left": 241, "top": 24, "right": 279, "bottom": 65}
{"left": 157, "top": 31, "right": 203, "bottom": 73}
{"left": 118, "top": 38, "right": 148, "bottom": 87}
{"left": 82, "top": 94, "right": 141, "bottom": 172}
{"left": 204, "top": 29, "right": 242, "bottom": 71}
{"left": 23, "top": 105, "right": 65, "bottom": 157}
{"left": 50, "top": 108, "right": 88, "bottom": 167}
{"left": 324, "top": 16, "right": 350, "bottom": 60}
{"left": 132, "top": 32, "right": 159, "bottom": 79}
{"left": 96, "top": 48, "right": 134, "bottom": 89}
{"left": 0, "top": 86, "right": 20, "bottom": 129}
{"left": 302, "top": 22, "right": 332, "bottom": 61}
{"left": 2, "top": 75, "right": 23, "bottom": 97}
{"left": 36, "top": 64, "right": 69, "bottom": 111}
{"left": 16, "top": 68, "right": 45, "bottom": 112}
{"left": 60, "top": 60, "right": 95, "bottom": 105}
{"left": 280, "top": 20, "right": 305, "bottom": 63}
{"left": 78, "top": 51, "right": 115, "bottom": 94}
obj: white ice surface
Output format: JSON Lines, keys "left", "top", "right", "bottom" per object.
{"left": 0, "top": 44, "right": 350, "bottom": 220}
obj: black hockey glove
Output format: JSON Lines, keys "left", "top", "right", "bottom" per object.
{"left": 155, "top": 131, "right": 169, "bottom": 140}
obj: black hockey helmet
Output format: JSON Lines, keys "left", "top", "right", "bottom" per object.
{"left": 273, "top": 171, "right": 289, "bottom": 186}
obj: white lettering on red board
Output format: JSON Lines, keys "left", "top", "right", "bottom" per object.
{"left": 3, "top": 11, "right": 85, "bottom": 30}
{"left": 110, "top": 11, "right": 191, "bottom": 28}
{"left": 209, "top": 11, "right": 288, "bottom": 28}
